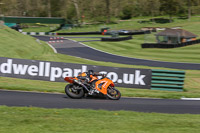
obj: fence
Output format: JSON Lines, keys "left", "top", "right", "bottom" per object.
{"left": 101, "top": 36, "right": 132, "bottom": 41}
{"left": 21, "top": 32, "right": 56, "bottom": 36}
{"left": 151, "top": 69, "right": 185, "bottom": 91}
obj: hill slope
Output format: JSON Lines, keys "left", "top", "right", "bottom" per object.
{"left": 0, "top": 27, "right": 48, "bottom": 59}
{"left": 0, "top": 26, "right": 118, "bottom": 66}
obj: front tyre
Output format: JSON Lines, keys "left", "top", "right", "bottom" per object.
{"left": 107, "top": 87, "right": 121, "bottom": 100}
{"left": 65, "top": 84, "right": 84, "bottom": 99}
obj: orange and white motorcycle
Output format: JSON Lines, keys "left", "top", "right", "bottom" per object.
{"left": 64, "top": 73, "right": 121, "bottom": 100}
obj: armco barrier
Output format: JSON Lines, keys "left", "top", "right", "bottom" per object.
{"left": 101, "top": 36, "right": 132, "bottom": 41}
{"left": 21, "top": 32, "right": 57, "bottom": 36}
{"left": 57, "top": 32, "right": 101, "bottom": 35}
{"left": 119, "top": 30, "right": 151, "bottom": 35}
{"left": 56, "top": 30, "right": 151, "bottom": 36}
{"left": 151, "top": 69, "right": 185, "bottom": 91}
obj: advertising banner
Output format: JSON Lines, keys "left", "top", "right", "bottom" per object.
{"left": 0, "top": 57, "right": 152, "bottom": 89}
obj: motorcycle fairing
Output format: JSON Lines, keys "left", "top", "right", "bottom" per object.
{"left": 95, "top": 78, "right": 114, "bottom": 95}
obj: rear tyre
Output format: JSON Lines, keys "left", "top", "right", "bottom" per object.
{"left": 65, "top": 84, "right": 84, "bottom": 99}
{"left": 107, "top": 87, "right": 121, "bottom": 100}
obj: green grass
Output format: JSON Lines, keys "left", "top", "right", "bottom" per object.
{"left": 1, "top": 18, "right": 200, "bottom": 99}
{"left": 57, "top": 16, "right": 200, "bottom": 32}
{"left": 20, "top": 17, "right": 200, "bottom": 63}
{"left": 67, "top": 32, "right": 200, "bottom": 64}
{"left": 57, "top": 17, "right": 200, "bottom": 63}
{"left": 1, "top": 17, "right": 200, "bottom": 133}
{"left": 1, "top": 69, "right": 200, "bottom": 99}
{"left": 83, "top": 36, "right": 200, "bottom": 63}
{"left": 0, "top": 106, "right": 200, "bottom": 133}
{"left": 0, "top": 27, "right": 140, "bottom": 66}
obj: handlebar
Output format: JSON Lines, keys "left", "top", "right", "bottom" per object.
{"left": 94, "top": 72, "right": 107, "bottom": 77}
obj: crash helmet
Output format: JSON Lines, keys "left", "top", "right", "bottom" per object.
{"left": 88, "top": 70, "right": 94, "bottom": 75}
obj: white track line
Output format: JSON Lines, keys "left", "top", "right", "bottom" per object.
{"left": 46, "top": 42, "right": 57, "bottom": 53}
{"left": 181, "top": 98, "right": 200, "bottom": 100}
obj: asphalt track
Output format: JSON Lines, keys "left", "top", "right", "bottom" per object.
{"left": 3, "top": 35, "right": 197, "bottom": 114}
{"left": 34, "top": 35, "right": 200, "bottom": 70}
{"left": 0, "top": 90, "right": 200, "bottom": 114}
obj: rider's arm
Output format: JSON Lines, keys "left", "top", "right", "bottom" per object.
{"left": 77, "top": 76, "right": 90, "bottom": 83}
{"left": 93, "top": 73, "right": 106, "bottom": 77}
{"left": 77, "top": 76, "right": 86, "bottom": 80}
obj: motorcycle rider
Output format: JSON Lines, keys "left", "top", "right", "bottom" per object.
{"left": 77, "top": 70, "right": 103, "bottom": 82}
{"left": 77, "top": 70, "right": 105, "bottom": 94}
{"left": 77, "top": 70, "right": 93, "bottom": 82}
{"left": 64, "top": 70, "right": 121, "bottom": 99}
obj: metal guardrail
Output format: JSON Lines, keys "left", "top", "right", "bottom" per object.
{"left": 151, "top": 69, "right": 185, "bottom": 91}
{"left": 21, "top": 32, "right": 56, "bottom": 35}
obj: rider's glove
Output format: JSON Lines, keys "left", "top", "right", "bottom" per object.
{"left": 85, "top": 77, "right": 90, "bottom": 82}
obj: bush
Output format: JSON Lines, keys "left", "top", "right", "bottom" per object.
{"left": 119, "top": 5, "right": 133, "bottom": 20}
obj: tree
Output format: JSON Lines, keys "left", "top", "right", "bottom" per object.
{"left": 72, "top": 0, "right": 80, "bottom": 23}
{"left": 47, "top": 0, "right": 51, "bottom": 17}
{"left": 186, "top": 0, "right": 200, "bottom": 21}
{"left": 105, "top": 0, "right": 110, "bottom": 23}
{"left": 0, "top": 0, "right": 5, "bottom": 15}
{"left": 160, "top": 0, "right": 181, "bottom": 22}
{"left": 2, "top": 0, "right": 200, "bottom": 23}
{"left": 147, "top": 0, "right": 160, "bottom": 19}
{"left": 120, "top": 5, "right": 133, "bottom": 19}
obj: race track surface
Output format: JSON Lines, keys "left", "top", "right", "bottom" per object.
{"left": 34, "top": 36, "right": 200, "bottom": 70}
{"left": 0, "top": 90, "right": 200, "bottom": 114}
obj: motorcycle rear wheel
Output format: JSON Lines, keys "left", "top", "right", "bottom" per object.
{"left": 107, "top": 87, "right": 121, "bottom": 100}
{"left": 65, "top": 84, "right": 84, "bottom": 99}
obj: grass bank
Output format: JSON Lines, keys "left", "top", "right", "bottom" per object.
{"left": 0, "top": 106, "right": 200, "bottom": 133}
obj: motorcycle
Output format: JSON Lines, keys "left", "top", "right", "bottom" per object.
{"left": 64, "top": 74, "right": 121, "bottom": 100}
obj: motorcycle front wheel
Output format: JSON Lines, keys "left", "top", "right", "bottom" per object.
{"left": 107, "top": 87, "right": 121, "bottom": 100}
{"left": 65, "top": 84, "right": 84, "bottom": 99}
